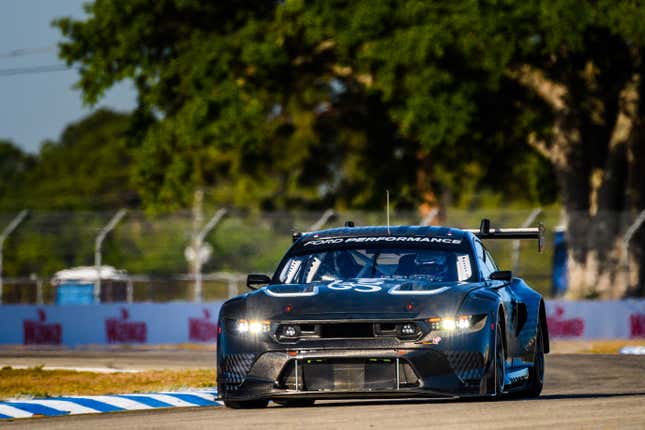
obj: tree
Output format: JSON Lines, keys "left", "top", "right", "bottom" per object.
{"left": 54, "top": 0, "right": 645, "bottom": 297}
{"left": 54, "top": 0, "right": 555, "bottom": 214}
{"left": 0, "top": 140, "right": 35, "bottom": 211}
{"left": 24, "top": 109, "right": 139, "bottom": 210}
{"left": 499, "top": 1, "right": 645, "bottom": 297}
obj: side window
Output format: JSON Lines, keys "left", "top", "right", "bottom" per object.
{"left": 484, "top": 249, "right": 499, "bottom": 275}
{"left": 473, "top": 240, "right": 492, "bottom": 279}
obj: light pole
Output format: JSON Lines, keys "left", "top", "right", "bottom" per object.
{"left": 0, "top": 210, "right": 28, "bottom": 305}
{"left": 512, "top": 208, "right": 542, "bottom": 274}
{"left": 190, "top": 208, "right": 227, "bottom": 302}
{"left": 309, "top": 209, "right": 336, "bottom": 231}
{"left": 622, "top": 209, "right": 645, "bottom": 288}
{"left": 95, "top": 209, "right": 127, "bottom": 303}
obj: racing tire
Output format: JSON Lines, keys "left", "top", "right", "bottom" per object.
{"left": 273, "top": 399, "right": 316, "bottom": 407}
{"left": 494, "top": 322, "right": 506, "bottom": 397}
{"left": 223, "top": 399, "right": 269, "bottom": 409}
{"left": 484, "top": 319, "right": 506, "bottom": 398}
{"left": 515, "top": 323, "right": 545, "bottom": 398}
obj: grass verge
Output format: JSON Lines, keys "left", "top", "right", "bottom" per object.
{"left": 0, "top": 366, "right": 216, "bottom": 400}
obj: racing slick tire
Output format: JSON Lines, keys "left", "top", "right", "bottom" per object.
{"left": 223, "top": 399, "right": 269, "bottom": 409}
{"left": 273, "top": 399, "right": 316, "bottom": 407}
{"left": 514, "top": 322, "right": 545, "bottom": 398}
{"left": 484, "top": 318, "right": 506, "bottom": 398}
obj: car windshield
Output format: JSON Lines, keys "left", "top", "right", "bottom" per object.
{"left": 277, "top": 247, "right": 475, "bottom": 284}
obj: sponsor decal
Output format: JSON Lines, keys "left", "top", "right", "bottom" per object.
{"left": 304, "top": 236, "right": 461, "bottom": 246}
{"left": 630, "top": 313, "right": 645, "bottom": 338}
{"left": 547, "top": 305, "right": 584, "bottom": 337}
{"left": 105, "top": 308, "right": 147, "bottom": 343}
{"left": 189, "top": 309, "right": 218, "bottom": 342}
{"left": 456, "top": 254, "right": 472, "bottom": 281}
{"left": 23, "top": 309, "right": 62, "bottom": 345}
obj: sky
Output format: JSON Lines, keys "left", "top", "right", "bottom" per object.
{"left": 0, "top": 0, "right": 136, "bottom": 153}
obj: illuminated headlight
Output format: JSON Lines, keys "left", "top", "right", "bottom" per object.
{"left": 236, "top": 319, "right": 270, "bottom": 334}
{"left": 441, "top": 318, "right": 457, "bottom": 330}
{"left": 401, "top": 323, "right": 417, "bottom": 335}
{"left": 429, "top": 315, "right": 479, "bottom": 331}
{"left": 281, "top": 325, "right": 298, "bottom": 338}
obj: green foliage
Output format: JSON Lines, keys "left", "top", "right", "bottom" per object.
{"left": 0, "top": 109, "right": 138, "bottom": 211}
{"left": 54, "top": 0, "right": 568, "bottom": 212}
{"left": 0, "top": 141, "right": 35, "bottom": 211}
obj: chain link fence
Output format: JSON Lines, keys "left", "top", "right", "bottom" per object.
{"left": 2, "top": 207, "right": 639, "bottom": 304}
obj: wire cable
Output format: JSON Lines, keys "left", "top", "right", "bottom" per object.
{"left": 0, "top": 64, "right": 75, "bottom": 77}
{"left": 0, "top": 45, "right": 56, "bottom": 59}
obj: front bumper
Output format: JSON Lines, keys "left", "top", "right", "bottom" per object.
{"left": 218, "top": 322, "right": 494, "bottom": 401}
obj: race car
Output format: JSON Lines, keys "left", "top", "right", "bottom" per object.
{"left": 217, "top": 219, "right": 549, "bottom": 408}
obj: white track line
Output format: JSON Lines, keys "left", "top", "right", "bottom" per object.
{"left": 6, "top": 365, "right": 141, "bottom": 374}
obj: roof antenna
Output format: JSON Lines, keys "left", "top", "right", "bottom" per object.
{"left": 386, "top": 189, "right": 391, "bottom": 235}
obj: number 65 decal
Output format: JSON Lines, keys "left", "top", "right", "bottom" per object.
{"left": 327, "top": 279, "right": 384, "bottom": 293}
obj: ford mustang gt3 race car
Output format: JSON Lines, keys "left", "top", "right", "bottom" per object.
{"left": 217, "top": 219, "right": 549, "bottom": 408}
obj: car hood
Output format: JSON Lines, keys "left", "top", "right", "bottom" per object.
{"left": 241, "top": 277, "right": 486, "bottom": 320}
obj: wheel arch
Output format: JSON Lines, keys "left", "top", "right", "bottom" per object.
{"left": 538, "top": 300, "right": 550, "bottom": 353}
{"left": 497, "top": 304, "right": 508, "bottom": 356}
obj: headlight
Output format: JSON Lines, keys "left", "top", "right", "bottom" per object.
{"left": 235, "top": 319, "right": 270, "bottom": 335}
{"left": 428, "top": 315, "right": 485, "bottom": 332}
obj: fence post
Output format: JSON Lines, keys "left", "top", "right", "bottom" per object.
{"left": 95, "top": 209, "right": 127, "bottom": 303}
{"left": 309, "top": 209, "right": 336, "bottom": 231}
{"left": 0, "top": 210, "right": 28, "bottom": 305}
{"left": 190, "top": 208, "right": 227, "bottom": 303}
{"left": 622, "top": 209, "right": 645, "bottom": 287}
{"left": 512, "top": 208, "right": 542, "bottom": 274}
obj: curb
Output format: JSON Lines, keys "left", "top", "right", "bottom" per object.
{"left": 0, "top": 389, "right": 220, "bottom": 419}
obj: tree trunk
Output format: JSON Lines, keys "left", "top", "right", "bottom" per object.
{"left": 514, "top": 65, "right": 643, "bottom": 298}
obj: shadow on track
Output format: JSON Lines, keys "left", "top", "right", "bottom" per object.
{"left": 280, "top": 391, "right": 645, "bottom": 408}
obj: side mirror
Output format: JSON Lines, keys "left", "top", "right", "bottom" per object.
{"left": 247, "top": 274, "right": 272, "bottom": 290}
{"left": 489, "top": 270, "right": 512, "bottom": 281}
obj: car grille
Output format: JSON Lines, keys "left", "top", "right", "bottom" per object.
{"left": 276, "top": 321, "right": 423, "bottom": 342}
{"left": 279, "top": 358, "right": 419, "bottom": 391}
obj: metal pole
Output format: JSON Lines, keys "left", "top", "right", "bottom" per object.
{"left": 309, "top": 209, "right": 336, "bottom": 231}
{"left": 30, "top": 273, "right": 43, "bottom": 305}
{"left": 228, "top": 278, "right": 238, "bottom": 298}
{"left": 95, "top": 209, "right": 127, "bottom": 304}
{"left": 420, "top": 208, "right": 439, "bottom": 226}
{"left": 512, "top": 208, "right": 542, "bottom": 274}
{"left": 126, "top": 279, "right": 133, "bottom": 304}
{"left": 0, "top": 210, "right": 28, "bottom": 305}
{"left": 193, "top": 208, "right": 227, "bottom": 303}
{"left": 622, "top": 209, "right": 645, "bottom": 285}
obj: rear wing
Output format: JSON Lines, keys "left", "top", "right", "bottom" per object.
{"left": 465, "top": 219, "right": 545, "bottom": 252}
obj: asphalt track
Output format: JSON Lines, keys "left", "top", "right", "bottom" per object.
{"left": 2, "top": 354, "right": 645, "bottom": 429}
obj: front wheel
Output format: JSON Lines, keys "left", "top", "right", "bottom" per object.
{"left": 483, "top": 319, "right": 505, "bottom": 397}
{"left": 493, "top": 323, "right": 506, "bottom": 396}
{"left": 516, "top": 323, "right": 544, "bottom": 398}
{"left": 223, "top": 399, "right": 269, "bottom": 409}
